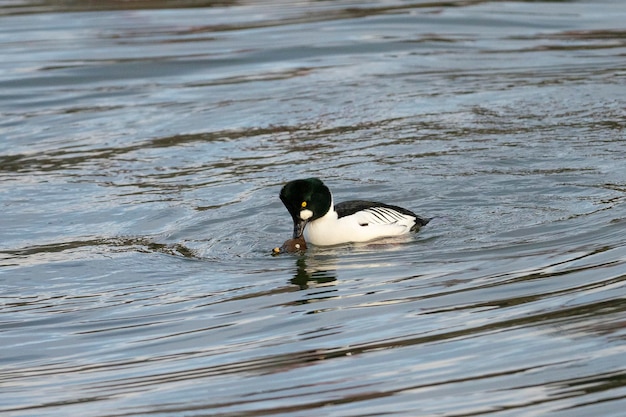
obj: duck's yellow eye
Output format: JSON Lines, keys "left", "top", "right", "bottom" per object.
{"left": 301, "top": 201, "right": 307, "bottom": 208}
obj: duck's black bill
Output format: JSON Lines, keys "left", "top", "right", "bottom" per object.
{"left": 293, "top": 219, "right": 308, "bottom": 238}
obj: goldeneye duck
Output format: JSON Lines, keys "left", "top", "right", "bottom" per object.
{"left": 279, "top": 178, "right": 429, "bottom": 246}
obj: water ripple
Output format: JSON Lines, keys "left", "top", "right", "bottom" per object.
{"left": 1, "top": 0, "right": 625, "bottom": 416}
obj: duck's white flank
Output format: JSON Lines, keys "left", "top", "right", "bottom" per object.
{"left": 303, "top": 201, "right": 417, "bottom": 246}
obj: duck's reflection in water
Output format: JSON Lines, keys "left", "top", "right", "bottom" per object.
{"left": 289, "top": 256, "right": 337, "bottom": 290}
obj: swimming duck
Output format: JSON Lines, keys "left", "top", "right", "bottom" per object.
{"left": 279, "top": 178, "right": 429, "bottom": 246}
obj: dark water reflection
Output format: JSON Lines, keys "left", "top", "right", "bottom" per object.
{"left": 1, "top": 0, "right": 625, "bottom": 416}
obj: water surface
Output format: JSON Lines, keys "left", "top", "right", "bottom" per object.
{"left": 1, "top": 0, "right": 625, "bottom": 416}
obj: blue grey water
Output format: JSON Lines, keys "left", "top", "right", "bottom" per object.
{"left": 1, "top": 0, "right": 625, "bottom": 415}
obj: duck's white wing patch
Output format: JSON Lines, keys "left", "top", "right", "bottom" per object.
{"left": 357, "top": 207, "right": 412, "bottom": 225}
{"left": 347, "top": 207, "right": 415, "bottom": 240}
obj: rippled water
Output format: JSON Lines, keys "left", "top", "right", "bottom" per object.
{"left": 1, "top": 0, "right": 625, "bottom": 415}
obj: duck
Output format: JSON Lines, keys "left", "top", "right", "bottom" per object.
{"left": 279, "top": 178, "right": 429, "bottom": 246}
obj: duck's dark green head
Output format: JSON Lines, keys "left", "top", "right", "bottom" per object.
{"left": 279, "top": 178, "right": 332, "bottom": 238}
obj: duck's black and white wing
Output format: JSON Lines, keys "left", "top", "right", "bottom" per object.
{"left": 335, "top": 200, "right": 429, "bottom": 232}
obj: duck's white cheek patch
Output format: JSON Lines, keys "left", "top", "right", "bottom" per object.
{"left": 300, "top": 209, "right": 313, "bottom": 220}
